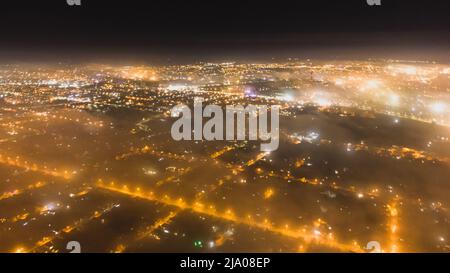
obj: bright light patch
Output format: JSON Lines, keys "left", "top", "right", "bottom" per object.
{"left": 388, "top": 94, "right": 400, "bottom": 107}
{"left": 364, "top": 79, "right": 381, "bottom": 90}
{"left": 334, "top": 78, "right": 345, "bottom": 86}
{"left": 315, "top": 97, "right": 331, "bottom": 107}
{"left": 430, "top": 102, "right": 447, "bottom": 113}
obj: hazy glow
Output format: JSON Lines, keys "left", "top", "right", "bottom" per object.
{"left": 388, "top": 94, "right": 400, "bottom": 107}
{"left": 430, "top": 102, "right": 447, "bottom": 113}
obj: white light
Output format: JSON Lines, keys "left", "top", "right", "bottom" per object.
{"left": 430, "top": 102, "right": 447, "bottom": 113}
{"left": 402, "top": 66, "right": 417, "bottom": 75}
{"left": 208, "top": 241, "right": 215, "bottom": 248}
{"left": 315, "top": 98, "right": 331, "bottom": 107}
{"left": 388, "top": 94, "right": 400, "bottom": 107}
{"left": 313, "top": 229, "right": 321, "bottom": 236}
{"left": 279, "top": 93, "right": 294, "bottom": 102}
{"left": 364, "top": 79, "right": 381, "bottom": 90}
{"left": 308, "top": 132, "right": 320, "bottom": 140}
{"left": 334, "top": 79, "right": 345, "bottom": 86}
{"left": 44, "top": 203, "right": 56, "bottom": 211}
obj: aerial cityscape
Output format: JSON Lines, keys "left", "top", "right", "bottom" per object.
{"left": 1, "top": 0, "right": 449, "bottom": 257}
{"left": 0, "top": 59, "right": 449, "bottom": 253}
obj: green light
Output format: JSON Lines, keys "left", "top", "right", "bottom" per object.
{"left": 194, "top": 240, "right": 203, "bottom": 248}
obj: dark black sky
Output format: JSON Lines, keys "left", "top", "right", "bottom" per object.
{"left": 1, "top": 0, "right": 449, "bottom": 62}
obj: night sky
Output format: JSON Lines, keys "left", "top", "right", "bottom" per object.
{"left": 1, "top": 0, "right": 449, "bottom": 62}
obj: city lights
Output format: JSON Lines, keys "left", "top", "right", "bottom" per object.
{"left": 0, "top": 60, "right": 448, "bottom": 254}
